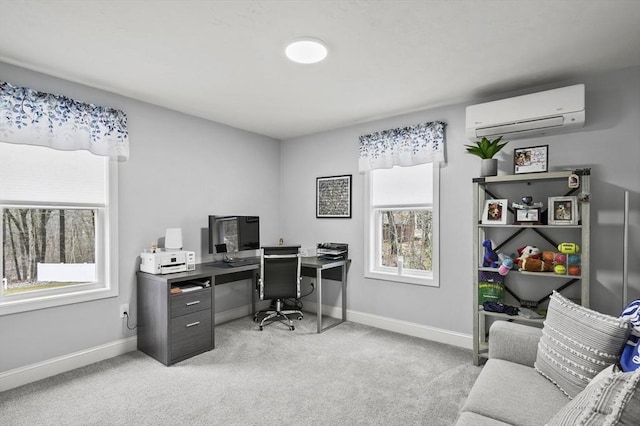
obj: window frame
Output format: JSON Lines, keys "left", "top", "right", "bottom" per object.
{"left": 0, "top": 153, "right": 118, "bottom": 315}
{"left": 364, "top": 164, "right": 440, "bottom": 287}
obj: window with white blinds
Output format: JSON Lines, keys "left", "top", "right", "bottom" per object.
{"left": 0, "top": 142, "right": 118, "bottom": 315}
{"left": 365, "top": 163, "right": 440, "bottom": 287}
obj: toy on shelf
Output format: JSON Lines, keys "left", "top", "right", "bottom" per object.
{"left": 558, "top": 242, "right": 581, "bottom": 275}
{"left": 498, "top": 256, "right": 514, "bottom": 276}
{"left": 558, "top": 242, "right": 580, "bottom": 254}
{"left": 517, "top": 245, "right": 553, "bottom": 272}
{"left": 519, "top": 257, "right": 554, "bottom": 272}
{"left": 537, "top": 243, "right": 582, "bottom": 275}
{"left": 483, "top": 240, "right": 499, "bottom": 268}
{"left": 567, "top": 253, "right": 581, "bottom": 276}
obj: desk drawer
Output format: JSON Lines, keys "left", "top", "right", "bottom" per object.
{"left": 170, "top": 310, "right": 213, "bottom": 361}
{"left": 171, "top": 288, "right": 212, "bottom": 318}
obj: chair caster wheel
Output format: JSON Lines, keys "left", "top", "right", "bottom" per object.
{"left": 259, "top": 326, "right": 263, "bottom": 331}
{"left": 290, "top": 326, "right": 295, "bottom": 331}
{"left": 297, "top": 316, "right": 303, "bottom": 320}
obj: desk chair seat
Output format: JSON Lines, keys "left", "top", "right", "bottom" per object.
{"left": 254, "top": 246, "right": 303, "bottom": 331}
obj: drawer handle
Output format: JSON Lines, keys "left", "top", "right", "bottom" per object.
{"left": 186, "top": 300, "right": 200, "bottom": 306}
{"left": 186, "top": 321, "right": 200, "bottom": 328}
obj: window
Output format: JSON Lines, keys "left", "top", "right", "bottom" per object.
{"left": 364, "top": 163, "right": 439, "bottom": 286}
{"left": 0, "top": 142, "right": 118, "bottom": 314}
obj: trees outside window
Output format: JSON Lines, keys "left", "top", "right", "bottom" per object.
{"left": 380, "top": 209, "right": 433, "bottom": 271}
{"left": 2, "top": 208, "right": 96, "bottom": 294}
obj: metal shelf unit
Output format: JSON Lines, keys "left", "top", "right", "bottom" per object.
{"left": 472, "top": 170, "right": 591, "bottom": 365}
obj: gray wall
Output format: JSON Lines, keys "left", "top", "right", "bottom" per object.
{"left": 0, "top": 62, "right": 282, "bottom": 372}
{"left": 1, "top": 62, "right": 638, "bottom": 374}
{"left": 280, "top": 66, "right": 640, "bottom": 334}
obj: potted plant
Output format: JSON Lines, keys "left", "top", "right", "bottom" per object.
{"left": 465, "top": 136, "right": 508, "bottom": 176}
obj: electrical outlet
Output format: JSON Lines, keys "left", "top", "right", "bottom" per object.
{"left": 119, "top": 304, "right": 129, "bottom": 319}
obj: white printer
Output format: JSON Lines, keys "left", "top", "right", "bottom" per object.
{"left": 140, "top": 250, "right": 195, "bottom": 274}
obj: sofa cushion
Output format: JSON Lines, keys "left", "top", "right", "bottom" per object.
{"left": 461, "top": 359, "right": 569, "bottom": 426}
{"left": 535, "top": 291, "right": 630, "bottom": 398}
{"left": 547, "top": 364, "right": 640, "bottom": 425}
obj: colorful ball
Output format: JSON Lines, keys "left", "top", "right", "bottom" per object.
{"left": 554, "top": 264, "right": 567, "bottom": 275}
{"left": 568, "top": 265, "right": 581, "bottom": 276}
{"left": 554, "top": 253, "right": 567, "bottom": 265}
{"left": 568, "top": 254, "right": 581, "bottom": 265}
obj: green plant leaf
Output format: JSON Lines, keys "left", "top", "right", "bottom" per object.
{"left": 465, "top": 136, "right": 508, "bottom": 159}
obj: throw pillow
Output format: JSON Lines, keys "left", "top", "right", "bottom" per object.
{"left": 535, "top": 291, "right": 630, "bottom": 398}
{"left": 547, "top": 364, "right": 640, "bottom": 425}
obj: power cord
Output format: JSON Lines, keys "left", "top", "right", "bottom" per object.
{"left": 123, "top": 312, "right": 137, "bottom": 330}
{"left": 282, "top": 281, "right": 315, "bottom": 310}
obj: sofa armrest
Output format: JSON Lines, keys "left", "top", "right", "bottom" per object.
{"left": 488, "top": 321, "right": 542, "bottom": 367}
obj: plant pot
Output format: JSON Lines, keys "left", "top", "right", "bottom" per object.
{"left": 480, "top": 158, "right": 498, "bottom": 177}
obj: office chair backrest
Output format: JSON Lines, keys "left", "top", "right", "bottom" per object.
{"left": 260, "top": 246, "right": 301, "bottom": 300}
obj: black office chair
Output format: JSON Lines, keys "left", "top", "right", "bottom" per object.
{"left": 254, "top": 245, "right": 303, "bottom": 331}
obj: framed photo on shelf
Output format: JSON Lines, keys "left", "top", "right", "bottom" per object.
{"left": 481, "top": 199, "right": 508, "bottom": 225}
{"left": 514, "top": 207, "right": 541, "bottom": 225}
{"left": 316, "top": 174, "right": 352, "bottom": 218}
{"left": 548, "top": 196, "right": 579, "bottom": 225}
{"left": 514, "top": 145, "right": 548, "bottom": 174}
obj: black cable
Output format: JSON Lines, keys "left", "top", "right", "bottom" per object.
{"left": 123, "top": 312, "right": 137, "bottom": 330}
{"left": 283, "top": 281, "right": 315, "bottom": 310}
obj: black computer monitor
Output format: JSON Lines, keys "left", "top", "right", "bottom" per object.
{"left": 208, "top": 215, "right": 260, "bottom": 254}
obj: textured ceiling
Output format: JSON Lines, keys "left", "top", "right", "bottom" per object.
{"left": 1, "top": 0, "right": 639, "bottom": 140}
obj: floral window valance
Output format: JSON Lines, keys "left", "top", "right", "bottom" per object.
{"left": 358, "top": 121, "right": 446, "bottom": 172}
{"left": 0, "top": 81, "right": 129, "bottom": 161}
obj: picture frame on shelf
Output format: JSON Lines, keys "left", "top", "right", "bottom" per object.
{"left": 514, "top": 145, "right": 548, "bottom": 174}
{"left": 481, "top": 199, "right": 508, "bottom": 225}
{"left": 548, "top": 196, "right": 579, "bottom": 225}
{"left": 316, "top": 174, "right": 352, "bottom": 218}
{"left": 514, "top": 207, "right": 541, "bottom": 225}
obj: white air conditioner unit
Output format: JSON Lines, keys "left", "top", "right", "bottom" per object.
{"left": 466, "top": 84, "right": 585, "bottom": 142}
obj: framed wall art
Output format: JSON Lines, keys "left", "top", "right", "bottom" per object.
{"left": 548, "top": 196, "right": 579, "bottom": 225}
{"left": 481, "top": 199, "right": 508, "bottom": 225}
{"left": 316, "top": 174, "right": 352, "bottom": 218}
{"left": 514, "top": 145, "right": 548, "bottom": 174}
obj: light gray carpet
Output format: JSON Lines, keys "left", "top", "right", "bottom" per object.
{"left": 0, "top": 314, "right": 481, "bottom": 425}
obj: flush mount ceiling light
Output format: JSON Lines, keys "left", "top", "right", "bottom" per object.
{"left": 285, "top": 38, "right": 328, "bottom": 64}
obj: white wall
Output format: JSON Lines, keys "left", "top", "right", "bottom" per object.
{"left": 280, "top": 66, "right": 640, "bottom": 335}
{"left": 0, "top": 62, "right": 282, "bottom": 373}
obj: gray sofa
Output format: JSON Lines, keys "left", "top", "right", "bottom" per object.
{"left": 455, "top": 320, "right": 569, "bottom": 426}
{"left": 456, "top": 291, "right": 639, "bottom": 426}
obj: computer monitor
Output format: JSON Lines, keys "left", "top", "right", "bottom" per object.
{"left": 208, "top": 215, "right": 260, "bottom": 254}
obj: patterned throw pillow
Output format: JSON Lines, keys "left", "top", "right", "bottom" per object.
{"left": 535, "top": 291, "right": 630, "bottom": 398}
{"left": 547, "top": 364, "right": 640, "bottom": 425}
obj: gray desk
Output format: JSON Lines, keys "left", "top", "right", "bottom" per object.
{"left": 300, "top": 257, "right": 350, "bottom": 333}
{"left": 206, "top": 256, "right": 350, "bottom": 333}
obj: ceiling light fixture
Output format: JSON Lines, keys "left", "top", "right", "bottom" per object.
{"left": 285, "top": 38, "right": 328, "bottom": 64}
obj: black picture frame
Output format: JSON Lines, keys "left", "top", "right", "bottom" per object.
{"left": 316, "top": 174, "right": 352, "bottom": 218}
{"left": 513, "top": 145, "right": 549, "bottom": 174}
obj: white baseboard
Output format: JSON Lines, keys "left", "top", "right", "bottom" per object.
{"left": 0, "top": 336, "right": 137, "bottom": 392}
{"left": 303, "top": 300, "right": 472, "bottom": 349}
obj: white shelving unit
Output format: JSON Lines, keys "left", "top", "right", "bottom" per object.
{"left": 472, "top": 170, "right": 591, "bottom": 365}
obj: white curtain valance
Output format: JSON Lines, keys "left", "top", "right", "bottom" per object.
{"left": 358, "top": 121, "right": 446, "bottom": 172}
{"left": 0, "top": 81, "right": 129, "bottom": 161}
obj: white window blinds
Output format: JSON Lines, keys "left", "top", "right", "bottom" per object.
{"left": 0, "top": 142, "right": 107, "bottom": 205}
{"left": 371, "top": 163, "right": 433, "bottom": 206}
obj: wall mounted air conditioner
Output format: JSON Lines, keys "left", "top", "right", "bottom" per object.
{"left": 466, "top": 84, "right": 585, "bottom": 141}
